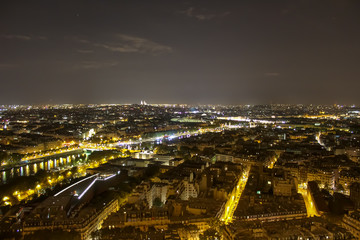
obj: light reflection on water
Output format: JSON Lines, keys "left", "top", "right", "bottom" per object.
{"left": 0, "top": 150, "right": 87, "bottom": 184}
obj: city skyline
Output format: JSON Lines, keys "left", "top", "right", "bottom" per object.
{"left": 2, "top": 2, "right": 360, "bottom": 237}
{"left": 1, "top": 0, "right": 360, "bottom": 105}
{"left": 1, "top": 102, "right": 360, "bottom": 239}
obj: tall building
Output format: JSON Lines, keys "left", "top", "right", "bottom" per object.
{"left": 178, "top": 179, "right": 198, "bottom": 200}
{"left": 146, "top": 183, "right": 169, "bottom": 208}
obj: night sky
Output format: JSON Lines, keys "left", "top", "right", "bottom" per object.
{"left": 1, "top": 0, "right": 360, "bottom": 105}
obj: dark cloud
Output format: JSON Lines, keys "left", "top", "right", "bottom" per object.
{"left": 181, "top": 7, "right": 230, "bottom": 21}
{"left": 1, "top": 34, "right": 47, "bottom": 41}
{"left": 70, "top": 34, "right": 172, "bottom": 55}
{"left": 76, "top": 49, "right": 94, "bottom": 54}
{"left": 93, "top": 34, "right": 173, "bottom": 55}
{"left": 0, "top": 0, "right": 359, "bottom": 104}
{"left": 75, "top": 61, "right": 119, "bottom": 69}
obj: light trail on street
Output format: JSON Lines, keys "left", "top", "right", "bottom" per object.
{"left": 298, "top": 186, "right": 320, "bottom": 217}
{"left": 221, "top": 166, "right": 250, "bottom": 224}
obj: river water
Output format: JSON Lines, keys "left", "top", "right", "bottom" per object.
{"left": 0, "top": 149, "right": 90, "bottom": 184}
